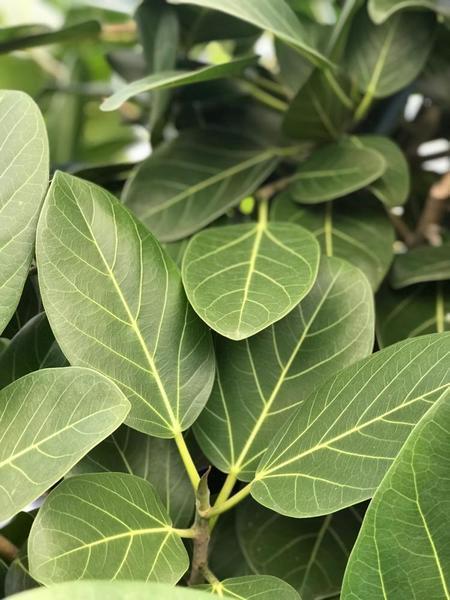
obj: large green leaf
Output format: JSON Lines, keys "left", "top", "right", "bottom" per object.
{"left": 101, "top": 56, "right": 258, "bottom": 111}
{"left": 237, "top": 500, "right": 363, "bottom": 600}
{"left": 368, "top": 0, "right": 450, "bottom": 24}
{"left": 122, "top": 129, "right": 280, "bottom": 242}
{"left": 391, "top": 244, "right": 450, "bottom": 288}
{"left": 288, "top": 141, "right": 386, "bottom": 204}
{"left": 204, "top": 575, "right": 301, "bottom": 599}
{"left": 195, "top": 257, "right": 374, "bottom": 479}
{"left": 0, "top": 91, "right": 49, "bottom": 335}
{"left": 0, "top": 313, "right": 66, "bottom": 390}
{"left": 71, "top": 425, "right": 194, "bottom": 528}
{"left": 271, "top": 192, "right": 394, "bottom": 290}
{"left": 168, "top": 0, "right": 332, "bottom": 67}
{"left": 344, "top": 9, "right": 436, "bottom": 98}
{"left": 36, "top": 172, "right": 215, "bottom": 438}
{"left": 0, "top": 368, "right": 130, "bottom": 522}
{"left": 341, "top": 389, "right": 450, "bottom": 599}
{"left": 252, "top": 333, "right": 450, "bottom": 517}
{"left": 182, "top": 217, "right": 320, "bottom": 340}
{"left": 28, "top": 473, "right": 189, "bottom": 585}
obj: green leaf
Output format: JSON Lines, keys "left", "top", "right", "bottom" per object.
{"left": 204, "top": 575, "right": 301, "bottom": 599}
{"left": 168, "top": 0, "right": 333, "bottom": 68}
{"left": 237, "top": 500, "right": 363, "bottom": 600}
{"left": 271, "top": 192, "right": 394, "bottom": 290}
{"left": 0, "top": 91, "right": 49, "bottom": 335}
{"left": 0, "top": 313, "right": 66, "bottom": 390}
{"left": 252, "top": 333, "right": 450, "bottom": 517}
{"left": 0, "top": 55, "right": 47, "bottom": 97}
{"left": 344, "top": 9, "right": 436, "bottom": 98}
{"left": 0, "top": 559, "right": 6, "bottom": 598}
{"left": 195, "top": 257, "right": 374, "bottom": 479}
{"left": 0, "top": 368, "right": 130, "bottom": 522}
{"left": 36, "top": 171, "right": 215, "bottom": 438}
{"left": 28, "top": 473, "right": 189, "bottom": 585}
{"left": 0, "top": 338, "right": 9, "bottom": 356}
{"left": 341, "top": 389, "right": 450, "bottom": 599}
{"left": 5, "top": 549, "right": 38, "bottom": 597}
{"left": 122, "top": 129, "right": 280, "bottom": 242}
{"left": 0, "top": 21, "right": 101, "bottom": 53}
{"left": 288, "top": 140, "right": 386, "bottom": 204}
{"left": 101, "top": 56, "right": 258, "bottom": 111}
{"left": 182, "top": 216, "right": 320, "bottom": 340}
{"left": 71, "top": 425, "right": 194, "bottom": 528}
{"left": 209, "top": 512, "right": 252, "bottom": 579}
{"left": 368, "top": 0, "right": 450, "bottom": 24}
{"left": 2, "top": 276, "right": 41, "bottom": 340}
{"left": 391, "top": 244, "right": 450, "bottom": 288}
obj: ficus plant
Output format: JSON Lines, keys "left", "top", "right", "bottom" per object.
{"left": 0, "top": 0, "right": 449, "bottom": 599}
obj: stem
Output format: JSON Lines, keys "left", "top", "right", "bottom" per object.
{"left": 174, "top": 432, "right": 200, "bottom": 491}
{"left": 354, "top": 90, "right": 374, "bottom": 122}
{"left": 238, "top": 80, "right": 289, "bottom": 113}
{"left": 0, "top": 535, "right": 18, "bottom": 562}
{"left": 324, "top": 202, "right": 333, "bottom": 257}
{"left": 173, "top": 528, "right": 197, "bottom": 539}
{"left": 209, "top": 472, "right": 237, "bottom": 531}
{"left": 257, "top": 197, "right": 269, "bottom": 226}
{"left": 204, "top": 482, "right": 253, "bottom": 519}
{"left": 436, "top": 282, "right": 445, "bottom": 334}
{"left": 324, "top": 71, "right": 354, "bottom": 109}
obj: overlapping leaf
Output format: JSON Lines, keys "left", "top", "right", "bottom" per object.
{"left": 0, "top": 368, "right": 130, "bottom": 522}
{"left": 391, "top": 243, "right": 450, "bottom": 288}
{"left": 28, "top": 473, "right": 189, "bottom": 585}
{"left": 194, "top": 257, "right": 374, "bottom": 479}
{"left": 4, "top": 548, "right": 38, "bottom": 596}
{"left": 0, "top": 91, "right": 49, "bottom": 334}
{"left": 368, "top": 0, "right": 450, "bottom": 23}
{"left": 342, "top": 390, "right": 450, "bottom": 599}
{"left": 36, "top": 172, "right": 215, "bottom": 438}
{"left": 252, "top": 333, "right": 450, "bottom": 517}
{"left": 204, "top": 575, "right": 301, "bottom": 599}
{"left": 182, "top": 219, "right": 320, "bottom": 340}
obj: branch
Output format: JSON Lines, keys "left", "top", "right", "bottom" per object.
{"left": 0, "top": 535, "right": 18, "bottom": 563}
{"left": 415, "top": 172, "right": 450, "bottom": 246}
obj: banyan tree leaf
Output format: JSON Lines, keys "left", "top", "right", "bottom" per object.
{"left": 101, "top": 56, "right": 258, "bottom": 111}
{"left": 368, "top": 0, "right": 450, "bottom": 24}
{"left": 237, "top": 499, "right": 364, "bottom": 600}
{"left": 271, "top": 192, "right": 394, "bottom": 290}
{"left": 341, "top": 389, "right": 450, "bottom": 599}
{"left": 122, "top": 129, "right": 281, "bottom": 243}
{"left": 344, "top": 9, "right": 437, "bottom": 98}
{"left": 0, "top": 313, "right": 66, "bottom": 390}
{"left": 391, "top": 243, "right": 450, "bottom": 288}
{"left": 28, "top": 473, "right": 189, "bottom": 585}
{"left": 0, "top": 91, "right": 49, "bottom": 335}
{"left": 36, "top": 171, "right": 215, "bottom": 438}
{"left": 2, "top": 275, "right": 41, "bottom": 340}
{"left": 0, "top": 338, "right": 9, "bottom": 356}
{"left": 4, "top": 549, "right": 38, "bottom": 596}
{"left": 252, "top": 333, "right": 450, "bottom": 518}
{"left": 287, "top": 141, "right": 386, "bottom": 204}
{"left": 209, "top": 511, "right": 252, "bottom": 580}
{"left": 204, "top": 575, "right": 301, "bottom": 599}
{"left": 71, "top": 425, "right": 194, "bottom": 528}
{"left": 182, "top": 216, "right": 320, "bottom": 340}
{"left": 194, "top": 257, "right": 374, "bottom": 479}
{"left": 0, "top": 368, "right": 130, "bottom": 522}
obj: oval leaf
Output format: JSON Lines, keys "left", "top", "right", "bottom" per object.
{"left": 28, "top": 473, "right": 189, "bottom": 585}
{"left": 252, "top": 333, "right": 450, "bottom": 517}
{"left": 391, "top": 243, "right": 450, "bottom": 288}
{"left": 182, "top": 219, "right": 320, "bottom": 340}
{"left": 368, "top": 0, "right": 450, "bottom": 24}
{"left": 204, "top": 575, "right": 301, "bottom": 599}
{"left": 195, "top": 257, "right": 374, "bottom": 479}
{"left": 36, "top": 171, "right": 215, "bottom": 437}
{"left": 0, "top": 368, "right": 130, "bottom": 522}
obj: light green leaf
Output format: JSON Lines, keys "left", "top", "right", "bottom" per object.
{"left": 341, "top": 389, "right": 450, "bottom": 599}
{"left": 195, "top": 257, "right": 374, "bottom": 479}
{"left": 204, "top": 575, "right": 301, "bottom": 599}
{"left": 344, "top": 9, "right": 436, "bottom": 98}
{"left": 28, "top": 473, "right": 189, "bottom": 585}
{"left": 368, "top": 0, "right": 450, "bottom": 24}
{"left": 168, "top": 0, "right": 333, "bottom": 68}
{"left": 0, "top": 313, "right": 66, "bottom": 390}
{"left": 252, "top": 333, "right": 450, "bottom": 517}
{"left": 271, "top": 192, "right": 394, "bottom": 290}
{"left": 0, "top": 337, "right": 9, "bottom": 355}
{"left": 71, "top": 425, "right": 194, "bottom": 528}
{"left": 182, "top": 216, "right": 320, "bottom": 340}
{"left": 391, "top": 243, "right": 450, "bottom": 288}
{"left": 237, "top": 500, "right": 363, "bottom": 600}
{"left": 0, "top": 91, "right": 49, "bottom": 335}
{"left": 288, "top": 141, "right": 386, "bottom": 204}
{"left": 0, "top": 21, "right": 100, "bottom": 53}
{"left": 36, "top": 171, "right": 215, "bottom": 438}
{"left": 101, "top": 56, "right": 258, "bottom": 111}
{"left": 0, "top": 368, "right": 130, "bottom": 522}
{"left": 122, "top": 129, "right": 280, "bottom": 242}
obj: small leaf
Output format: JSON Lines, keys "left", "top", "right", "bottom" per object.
{"left": 0, "top": 21, "right": 100, "bottom": 53}
{"left": 391, "top": 243, "right": 450, "bottom": 288}
{"left": 36, "top": 172, "right": 215, "bottom": 438}
{"left": 341, "top": 389, "right": 450, "bottom": 599}
{"left": 28, "top": 473, "right": 189, "bottom": 585}
{"left": 252, "top": 333, "right": 450, "bottom": 517}
{"left": 101, "top": 56, "right": 258, "bottom": 111}
{"left": 288, "top": 141, "right": 386, "bottom": 204}
{"left": 182, "top": 217, "right": 320, "bottom": 340}
{"left": 195, "top": 257, "right": 374, "bottom": 479}
{"left": 0, "top": 91, "right": 49, "bottom": 335}
{"left": 368, "top": 0, "right": 450, "bottom": 24}
{"left": 205, "top": 575, "right": 301, "bottom": 599}
{"left": 0, "top": 368, "right": 130, "bottom": 522}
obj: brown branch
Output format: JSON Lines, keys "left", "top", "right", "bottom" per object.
{"left": 388, "top": 213, "right": 417, "bottom": 247}
{"left": 0, "top": 535, "right": 18, "bottom": 563}
{"left": 415, "top": 172, "right": 450, "bottom": 246}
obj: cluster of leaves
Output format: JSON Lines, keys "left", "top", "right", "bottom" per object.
{"left": 0, "top": 1, "right": 449, "bottom": 599}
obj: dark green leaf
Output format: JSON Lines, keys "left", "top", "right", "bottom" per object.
{"left": 0, "top": 21, "right": 100, "bottom": 53}
{"left": 5, "top": 549, "right": 38, "bottom": 597}
{"left": 368, "top": 0, "right": 450, "bottom": 24}
{"left": 204, "top": 575, "right": 301, "bottom": 599}
{"left": 391, "top": 244, "right": 450, "bottom": 288}
{"left": 209, "top": 511, "right": 252, "bottom": 579}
